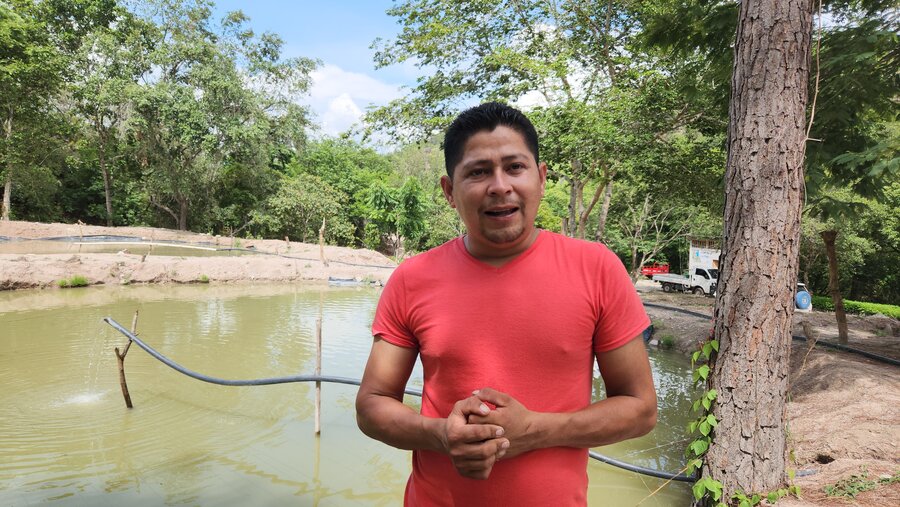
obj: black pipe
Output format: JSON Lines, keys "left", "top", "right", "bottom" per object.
{"left": 103, "top": 317, "right": 696, "bottom": 483}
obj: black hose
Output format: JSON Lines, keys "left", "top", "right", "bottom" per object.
{"left": 103, "top": 317, "right": 696, "bottom": 484}
{"left": 641, "top": 302, "right": 899, "bottom": 367}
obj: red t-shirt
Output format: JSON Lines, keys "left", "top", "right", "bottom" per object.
{"left": 372, "top": 231, "right": 650, "bottom": 506}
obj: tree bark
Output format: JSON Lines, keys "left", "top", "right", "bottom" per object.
{"left": 706, "top": 0, "right": 812, "bottom": 496}
{"left": 820, "top": 230, "right": 849, "bottom": 344}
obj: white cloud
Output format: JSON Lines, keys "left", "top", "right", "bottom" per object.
{"left": 304, "top": 64, "right": 404, "bottom": 137}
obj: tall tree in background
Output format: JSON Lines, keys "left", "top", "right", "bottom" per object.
{"left": 129, "top": 0, "right": 315, "bottom": 230}
{"left": 804, "top": 0, "right": 898, "bottom": 341}
{"left": 70, "top": 11, "right": 152, "bottom": 226}
{"left": 0, "top": 2, "right": 63, "bottom": 221}
{"left": 707, "top": 0, "right": 813, "bottom": 495}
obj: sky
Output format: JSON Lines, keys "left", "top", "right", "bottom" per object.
{"left": 213, "top": 0, "right": 418, "bottom": 138}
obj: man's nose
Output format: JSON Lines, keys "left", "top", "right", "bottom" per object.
{"left": 486, "top": 169, "right": 513, "bottom": 194}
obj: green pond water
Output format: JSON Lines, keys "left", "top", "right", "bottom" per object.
{"left": 0, "top": 283, "right": 696, "bottom": 506}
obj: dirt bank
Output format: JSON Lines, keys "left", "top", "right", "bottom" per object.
{"left": 0, "top": 220, "right": 396, "bottom": 289}
{"left": 2, "top": 221, "right": 898, "bottom": 504}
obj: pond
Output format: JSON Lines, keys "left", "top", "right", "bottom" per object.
{"left": 0, "top": 284, "right": 696, "bottom": 505}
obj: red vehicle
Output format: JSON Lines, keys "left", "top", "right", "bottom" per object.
{"left": 641, "top": 262, "right": 670, "bottom": 278}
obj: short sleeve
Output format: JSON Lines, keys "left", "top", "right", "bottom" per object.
{"left": 372, "top": 265, "right": 419, "bottom": 349}
{"left": 593, "top": 246, "right": 651, "bottom": 353}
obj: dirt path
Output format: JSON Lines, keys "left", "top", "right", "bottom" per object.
{"left": 2, "top": 221, "right": 898, "bottom": 504}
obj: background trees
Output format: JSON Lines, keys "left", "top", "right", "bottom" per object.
{"left": 0, "top": 0, "right": 894, "bottom": 312}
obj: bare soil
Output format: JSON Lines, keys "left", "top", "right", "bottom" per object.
{"left": 2, "top": 221, "right": 898, "bottom": 504}
{"left": 636, "top": 280, "right": 899, "bottom": 506}
{"left": 0, "top": 220, "right": 396, "bottom": 289}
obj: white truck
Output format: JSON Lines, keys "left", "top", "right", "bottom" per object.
{"left": 652, "top": 244, "right": 720, "bottom": 296}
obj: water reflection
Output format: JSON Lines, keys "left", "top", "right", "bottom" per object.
{"left": 0, "top": 283, "right": 693, "bottom": 505}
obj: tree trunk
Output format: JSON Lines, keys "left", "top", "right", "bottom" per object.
{"left": 820, "top": 230, "right": 849, "bottom": 344}
{"left": 706, "top": 0, "right": 812, "bottom": 496}
{"left": 1, "top": 114, "right": 12, "bottom": 221}
{"left": 1, "top": 172, "right": 10, "bottom": 222}
{"left": 595, "top": 179, "right": 614, "bottom": 242}
{"left": 99, "top": 142, "right": 113, "bottom": 227}
{"left": 178, "top": 199, "right": 189, "bottom": 231}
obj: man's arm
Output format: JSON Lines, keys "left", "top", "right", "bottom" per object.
{"left": 355, "top": 337, "right": 510, "bottom": 479}
{"left": 469, "top": 336, "right": 657, "bottom": 458}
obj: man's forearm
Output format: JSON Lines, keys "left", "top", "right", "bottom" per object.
{"left": 356, "top": 393, "right": 445, "bottom": 453}
{"left": 531, "top": 394, "right": 657, "bottom": 450}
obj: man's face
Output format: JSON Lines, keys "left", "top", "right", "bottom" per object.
{"left": 440, "top": 126, "right": 547, "bottom": 259}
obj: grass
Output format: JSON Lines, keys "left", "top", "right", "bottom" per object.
{"left": 811, "top": 295, "right": 900, "bottom": 319}
{"left": 198, "top": 274, "right": 210, "bottom": 283}
{"left": 824, "top": 469, "right": 899, "bottom": 499}
{"left": 659, "top": 335, "right": 676, "bottom": 350}
{"left": 58, "top": 275, "right": 89, "bottom": 288}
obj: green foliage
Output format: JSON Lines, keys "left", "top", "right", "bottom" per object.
{"left": 58, "top": 275, "right": 89, "bottom": 288}
{"left": 824, "top": 470, "right": 899, "bottom": 499}
{"left": 251, "top": 173, "right": 354, "bottom": 245}
{"left": 197, "top": 274, "right": 209, "bottom": 283}
{"left": 811, "top": 296, "right": 900, "bottom": 319}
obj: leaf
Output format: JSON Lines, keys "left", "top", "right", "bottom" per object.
{"left": 710, "top": 340, "right": 719, "bottom": 352}
{"left": 698, "top": 364, "right": 710, "bottom": 380}
{"left": 699, "top": 421, "right": 711, "bottom": 436}
{"left": 690, "top": 439, "right": 709, "bottom": 456}
{"left": 692, "top": 481, "right": 707, "bottom": 500}
{"left": 707, "top": 389, "right": 718, "bottom": 400}
{"left": 702, "top": 397, "right": 711, "bottom": 410}
{"left": 707, "top": 414, "right": 718, "bottom": 427}
{"left": 702, "top": 342, "right": 712, "bottom": 359}
{"left": 692, "top": 400, "right": 701, "bottom": 412}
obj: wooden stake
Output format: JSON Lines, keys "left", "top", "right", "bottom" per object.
{"left": 115, "top": 310, "right": 139, "bottom": 409}
{"left": 314, "top": 315, "right": 323, "bottom": 435}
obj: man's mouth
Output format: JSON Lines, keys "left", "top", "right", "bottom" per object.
{"left": 484, "top": 207, "right": 519, "bottom": 217}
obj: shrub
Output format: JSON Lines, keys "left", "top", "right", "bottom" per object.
{"left": 198, "top": 274, "right": 210, "bottom": 283}
{"left": 812, "top": 295, "right": 900, "bottom": 319}
{"left": 58, "top": 275, "right": 89, "bottom": 288}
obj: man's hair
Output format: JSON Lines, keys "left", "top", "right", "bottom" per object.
{"left": 443, "top": 102, "right": 539, "bottom": 178}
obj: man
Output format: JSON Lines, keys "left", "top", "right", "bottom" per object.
{"left": 356, "top": 102, "right": 657, "bottom": 506}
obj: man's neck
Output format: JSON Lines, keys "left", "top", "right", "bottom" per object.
{"left": 463, "top": 229, "right": 541, "bottom": 267}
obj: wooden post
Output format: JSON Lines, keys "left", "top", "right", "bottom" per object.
{"left": 318, "top": 218, "right": 329, "bottom": 267}
{"left": 314, "top": 315, "right": 323, "bottom": 435}
{"left": 114, "top": 311, "right": 139, "bottom": 409}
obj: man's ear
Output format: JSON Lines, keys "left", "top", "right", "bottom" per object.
{"left": 440, "top": 175, "right": 456, "bottom": 208}
{"left": 538, "top": 162, "right": 548, "bottom": 197}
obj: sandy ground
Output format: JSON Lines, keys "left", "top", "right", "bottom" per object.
{"left": 2, "top": 221, "right": 898, "bottom": 504}
{"left": 0, "top": 220, "right": 396, "bottom": 289}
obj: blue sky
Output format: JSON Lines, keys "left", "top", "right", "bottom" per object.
{"left": 213, "top": 1, "right": 417, "bottom": 137}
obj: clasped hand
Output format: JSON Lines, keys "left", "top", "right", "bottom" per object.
{"left": 443, "top": 387, "right": 536, "bottom": 480}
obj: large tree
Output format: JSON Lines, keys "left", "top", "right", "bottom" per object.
{"left": 706, "top": 0, "right": 813, "bottom": 496}
{"left": 129, "top": 0, "right": 315, "bottom": 230}
{"left": 0, "top": 2, "right": 63, "bottom": 221}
